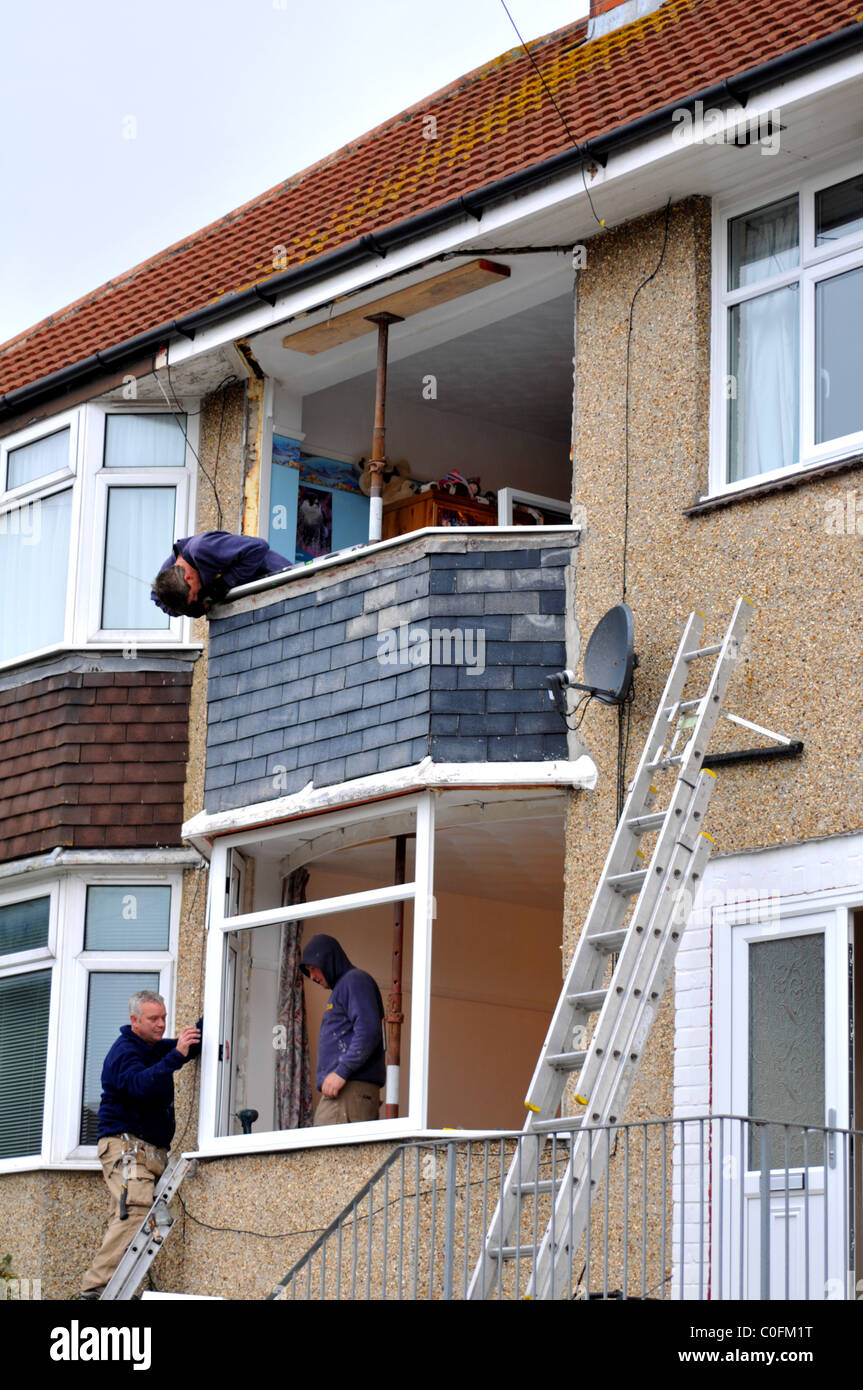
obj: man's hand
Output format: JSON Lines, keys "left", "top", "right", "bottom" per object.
{"left": 322, "top": 1072, "right": 347, "bottom": 1099}
{"left": 175, "top": 1025, "right": 201, "bottom": 1057}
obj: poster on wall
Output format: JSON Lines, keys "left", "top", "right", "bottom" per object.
{"left": 296, "top": 486, "right": 333, "bottom": 561}
{"left": 269, "top": 435, "right": 369, "bottom": 562}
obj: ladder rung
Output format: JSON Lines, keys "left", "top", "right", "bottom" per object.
{"left": 566, "top": 988, "right": 607, "bottom": 1011}
{"left": 546, "top": 1049, "right": 587, "bottom": 1072}
{"left": 626, "top": 811, "right": 666, "bottom": 834}
{"left": 587, "top": 929, "right": 627, "bottom": 954}
{"left": 683, "top": 643, "right": 722, "bottom": 661}
{"left": 489, "top": 1244, "right": 538, "bottom": 1261}
{"left": 663, "top": 698, "right": 703, "bottom": 716}
{"left": 645, "top": 754, "right": 684, "bottom": 771}
{"left": 516, "top": 1178, "right": 563, "bottom": 1197}
{"left": 606, "top": 869, "right": 647, "bottom": 894}
{"left": 527, "top": 1117, "right": 585, "bottom": 1134}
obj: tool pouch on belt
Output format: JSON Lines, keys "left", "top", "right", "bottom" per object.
{"left": 113, "top": 1134, "right": 165, "bottom": 1220}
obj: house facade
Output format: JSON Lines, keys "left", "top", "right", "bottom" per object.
{"left": 2, "top": 0, "right": 862, "bottom": 1300}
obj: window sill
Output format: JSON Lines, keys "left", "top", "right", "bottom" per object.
{"left": 0, "top": 1156, "right": 101, "bottom": 1175}
{"left": 686, "top": 452, "right": 863, "bottom": 515}
{"left": 192, "top": 1123, "right": 520, "bottom": 1160}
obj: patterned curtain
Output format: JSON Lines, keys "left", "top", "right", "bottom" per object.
{"left": 274, "top": 867, "right": 313, "bottom": 1129}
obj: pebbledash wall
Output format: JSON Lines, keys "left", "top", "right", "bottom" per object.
{"left": 567, "top": 196, "right": 863, "bottom": 1146}
{"left": 204, "top": 529, "right": 576, "bottom": 812}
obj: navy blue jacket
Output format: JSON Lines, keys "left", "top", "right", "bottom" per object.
{"left": 97, "top": 1023, "right": 201, "bottom": 1149}
{"left": 151, "top": 532, "right": 291, "bottom": 616}
{"left": 301, "top": 936, "right": 386, "bottom": 1090}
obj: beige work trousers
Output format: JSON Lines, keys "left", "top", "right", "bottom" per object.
{"left": 313, "top": 1080, "right": 381, "bottom": 1126}
{"left": 80, "top": 1134, "right": 167, "bottom": 1294}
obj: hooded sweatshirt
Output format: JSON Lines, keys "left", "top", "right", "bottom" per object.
{"left": 301, "top": 935, "right": 386, "bottom": 1090}
{"left": 151, "top": 532, "right": 291, "bottom": 616}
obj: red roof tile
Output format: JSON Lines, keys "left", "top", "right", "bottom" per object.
{"left": 2, "top": 0, "right": 861, "bottom": 399}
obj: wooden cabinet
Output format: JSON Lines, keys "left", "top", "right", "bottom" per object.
{"left": 382, "top": 487, "right": 532, "bottom": 539}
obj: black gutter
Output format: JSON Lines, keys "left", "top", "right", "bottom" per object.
{"left": 2, "top": 18, "right": 862, "bottom": 421}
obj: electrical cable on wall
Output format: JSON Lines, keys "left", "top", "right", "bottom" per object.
{"left": 154, "top": 365, "right": 240, "bottom": 531}
{"left": 621, "top": 198, "right": 672, "bottom": 604}
{"left": 615, "top": 199, "right": 672, "bottom": 817}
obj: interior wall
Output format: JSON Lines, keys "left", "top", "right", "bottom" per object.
{"left": 236, "top": 827, "right": 563, "bottom": 1135}
{"left": 301, "top": 860, "right": 561, "bottom": 1131}
{"left": 296, "top": 381, "right": 569, "bottom": 498}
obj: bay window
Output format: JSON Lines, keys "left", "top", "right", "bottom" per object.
{"left": 0, "top": 870, "right": 180, "bottom": 1172}
{"left": 0, "top": 404, "right": 196, "bottom": 667}
{"left": 714, "top": 163, "right": 863, "bottom": 492}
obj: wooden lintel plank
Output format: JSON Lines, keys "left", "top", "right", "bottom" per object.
{"left": 282, "top": 259, "right": 511, "bottom": 354}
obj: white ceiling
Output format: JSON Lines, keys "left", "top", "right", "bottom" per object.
{"left": 307, "top": 293, "right": 575, "bottom": 443}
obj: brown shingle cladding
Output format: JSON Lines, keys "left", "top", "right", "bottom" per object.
{"left": 0, "top": 669, "right": 191, "bottom": 861}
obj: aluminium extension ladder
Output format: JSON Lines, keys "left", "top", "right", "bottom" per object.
{"left": 100, "top": 1154, "right": 197, "bottom": 1300}
{"left": 468, "top": 597, "right": 754, "bottom": 1300}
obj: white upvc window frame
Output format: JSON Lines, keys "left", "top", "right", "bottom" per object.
{"left": 198, "top": 792, "right": 436, "bottom": 1156}
{"left": 0, "top": 868, "right": 182, "bottom": 1174}
{"left": 0, "top": 400, "right": 199, "bottom": 671}
{"left": 0, "top": 409, "right": 79, "bottom": 503}
{"left": 710, "top": 154, "right": 863, "bottom": 498}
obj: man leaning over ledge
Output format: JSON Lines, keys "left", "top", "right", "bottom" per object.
{"left": 78, "top": 990, "right": 201, "bottom": 1299}
{"left": 151, "top": 530, "right": 291, "bottom": 618}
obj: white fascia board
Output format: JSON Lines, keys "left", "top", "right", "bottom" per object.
{"left": 183, "top": 756, "right": 598, "bottom": 850}
{"left": 161, "top": 53, "right": 863, "bottom": 378}
{"left": 0, "top": 847, "right": 204, "bottom": 882}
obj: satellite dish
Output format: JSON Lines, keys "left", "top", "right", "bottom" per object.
{"left": 544, "top": 604, "right": 636, "bottom": 716}
{"left": 579, "top": 603, "right": 635, "bottom": 705}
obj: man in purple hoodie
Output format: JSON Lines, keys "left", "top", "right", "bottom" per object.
{"left": 151, "top": 531, "right": 291, "bottom": 617}
{"left": 300, "top": 934, "right": 385, "bottom": 1126}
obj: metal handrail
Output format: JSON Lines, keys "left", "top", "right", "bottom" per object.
{"left": 268, "top": 1113, "right": 860, "bottom": 1301}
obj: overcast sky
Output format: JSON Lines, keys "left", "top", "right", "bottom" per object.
{"left": 0, "top": 0, "right": 589, "bottom": 348}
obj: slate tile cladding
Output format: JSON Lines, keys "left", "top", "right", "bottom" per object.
{"left": 205, "top": 536, "right": 576, "bottom": 813}
{"left": 0, "top": 668, "right": 192, "bottom": 860}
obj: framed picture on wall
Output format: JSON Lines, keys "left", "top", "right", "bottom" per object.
{"left": 296, "top": 486, "right": 333, "bottom": 561}
{"left": 269, "top": 436, "right": 369, "bottom": 561}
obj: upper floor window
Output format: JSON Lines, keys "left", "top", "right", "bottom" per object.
{"left": 714, "top": 164, "right": 863, "bottom": 493}
{"left": 0, "top": 405, "right": 197, "bottom": 667}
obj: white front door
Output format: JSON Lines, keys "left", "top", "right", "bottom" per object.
{"left": 715, "top": 906, "right": 851, "bottom": 1299}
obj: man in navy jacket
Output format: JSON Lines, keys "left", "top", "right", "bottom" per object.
{"left": 79, "top": 991, "right": 201, "bottom": 1297}
{"left": 300, "top": 935, "right": 385, "bottom": 1126}
{"left": 151, "top": 530, "right": 291, "bottom": 617}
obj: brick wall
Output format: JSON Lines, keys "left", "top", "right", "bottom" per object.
{"left": 0, "top": 668, "right": 192, "bottom": 860}
{"left": 205, "top": 533, "right": 576, "bottom": 814}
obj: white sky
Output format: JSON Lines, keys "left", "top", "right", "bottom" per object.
{"left": 0, "top": 0, "right": 589, "bottom": 348}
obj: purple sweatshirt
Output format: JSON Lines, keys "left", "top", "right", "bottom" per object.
{"left": 300, "top": 935, "right": 386, "bottom": 1089}
{"left": 151, "top": 531, "right": 291, "bottom": 616}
